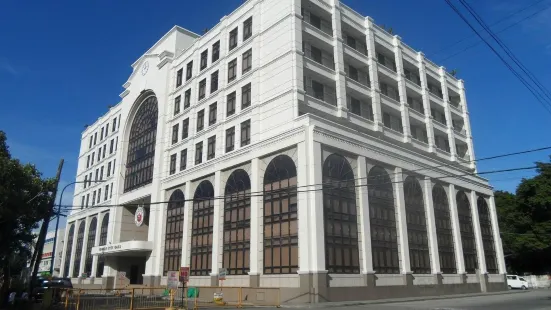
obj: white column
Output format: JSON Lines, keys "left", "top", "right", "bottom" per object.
{"left": 91, "top": 215, "right": 102, "bottom": 278}
{"left": 458, "top": 79, "right": 476, "bottom": 171}
{"left": 297, "top": 140, "right": 311, "bottom": 273}
{"left": 79, "top": 217, "right": 90, "bottom": 277}
{"left": 59, "top": 223, "right": 72, "bottom": 278}
{"left": 417, "top": 53, "right": 436, "bottom": 153}
{"left": 249, "top": 158, "right": 262, "bottom": 275}
{"left": 67, "top": 223, "right": 78, "bottom": 278}
{"left": 330, "top": 0, "right": 348, "bottom": 118}
{"left": 423, "top": 177, "right": 440, "bottom": 273}
{"left": 307, "top": 132, "right": 325, "bottom": 272}
{"left": 439, "top": 66, "right": 457, "bottom": 161}
{"left": 488, "top": 195, "right": 506, "bottom": 274}
{"left": 357, "top": 156, "right": 373, "bottom": 273}
{"left": 365, "top": 17, "right": 383, "bottom": 131}
{"left": 394, "top": 167, "right": 411, "bottom": 273}
{"left": 469, "top": 191, "right": 487, "bottom": 274}
{"left": 393, "top": 36, "right": 411, "bottom": 143}
{"left": 448, "top": 184, "right": 465, "bottom": 273}
{"left": 181, "top": 182, "right": 193, "bottom": 267}
{"left": 211, "top": 170, "right": 223, "bottom": 276}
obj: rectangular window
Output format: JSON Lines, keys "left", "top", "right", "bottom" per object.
{"left": 228, "top": 58, "right": 237, "bottom": 82}
{"left": 195, "top": 142, "right": 203, "bottom": 165}
{"left": 85, "top": 194, "right": 90, "bottom": 207}
{"left": 210, "top": 70, "right": 219, "bottom": 93}
{"left": 182, "top": 118, "right": 189, "bottom": 140}
{"left": 100, "top": 166, "right": 104, "bottom": 180}
{"left": 200, "top": 50, "right": 208, "bottom": 70}
{"left": 198, "top": 79, "right": 206, "bottom": 100}
{"left": 86, "top": 155, "right": 90, "bottom": 168}
{"left": 115, "top": 137, "right": 118, "bottom": 151}
{"left": 186, "top": 61, "right": 193, "bottom": 81}
{"left": 226, "top": 92, "right": 236, "bottom": 116}
{"left": 241, "top": 83, "right": 251, "bottom": 109}
{"left": 180, "top": 149, "right": 187, "bottom": 171}
{"left": 81, "top": 196, "right": 85, "bottom": 209}
{"left": 109, "top": 139, "right": 114, "bottom": 154}
{"left": 229, "top": 27, "right": 238, "bottom": 50}
{"left": 347, "top": 35, "right": 356, "bottom": 49}
{"left": 212, "top": 41, "right": 220, "bottom": 62}
{"left": 97, "top": 149, "right": 101, "bottom": 161}
{"left": 184, "top": 89, "right": 191, "bottom": 109}
{"left": 104, "top": 185, "right": 109, "bottom": 200}
{"left": 91, "top": 152, "right": 95, "bottom": 165}
{"left": 112, "top": 118, "right": 117, "bottom": 131}
{"left": 107, "top": 162, "right": 111, "bottom": 177}
{"left": 92, "top": 191, "right": 96, "bottom": 206}
{"left": 84, "top": 175, "right": 88, "bottom": 189}
{"left": 169, "top": 154, "right": 177, "bottom": 175}
{"left": 112, "top": 159, "right": 116, "bottom": 176}
{"left": 241, "top": 120, "right": 251, "bottom": 146}
{"left": 243, "top": 17, "right": 252, "bottom": 41}
{"left": 207, "top": 136, "right": 216, "bottom": 160}
{"left": 102, "top": 145, "right": 106, "bottom": 159}
{"left": 100, "top": 127, "right": 104, "bottom": 140}
{"left": 174, "top": 95, "right": 181, "bottom": 115}
{"left": 176, "top": 68, "right": 183, "bottom": 87}
{"left": 348, "top": 65, "right": 359, "bottom": 81}
{"left": 172, "top": 124, "right": 179, "bottom": 144}
{"left": 226, "top": 127, "right": 235, "bottom": 152}
{"left": 94, "top": 132, "right": 97, "bottom": 145}
{"left": 312, "top": 80, "right": 324, "bottom": 100}
{"left": 89, "top": 136, "right": 93, "bottom": 148}
{"left": 110, "top": 183, "right": 113, "bottom": 198}
{"left": 197, "top": 109, "right": 205, "bottom": 132}
{"left": 209, "top": 102, "right": 217, "bottom": 125}
{"left": 242, "top": 49, "right": 252, "bottom": 73}
{"left": 350, "top": 97, "right": 361, "bottom": 115}
{"left": 97, "top": 188, "right": 102, "bottom": 203}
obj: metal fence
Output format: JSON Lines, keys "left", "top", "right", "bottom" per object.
{"left": 57, "top": 286, "right": 280, "bottom": 309}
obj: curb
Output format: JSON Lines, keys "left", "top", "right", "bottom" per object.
{"left": 280, "top": 290, "right": 528, "bottom": 308}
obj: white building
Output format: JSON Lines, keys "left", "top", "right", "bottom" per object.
{"left": 60, "top": 0, "right": 507, "bottom": 302}
{"left": 39, "top": 230, "right": 65, "bottom": 276}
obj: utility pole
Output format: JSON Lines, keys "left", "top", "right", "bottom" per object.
{"left": 29, "top": 159, "right": 64, "bottom": 293}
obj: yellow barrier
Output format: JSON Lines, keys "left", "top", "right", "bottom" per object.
{"left": 61, "top": 286, "right": 280, "bottom": 309}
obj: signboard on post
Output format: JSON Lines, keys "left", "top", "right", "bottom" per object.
{"left": 167, "top": 271, "right": 179, "bottom": 289}
{"left": 218, "top": 268, "right": 227, "bottom": 281}
{"left": 179, "top": 267, "right": 189, "bottom": 282}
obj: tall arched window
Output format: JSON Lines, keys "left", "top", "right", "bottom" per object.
{"left": 457, "top": 191, "right": 477, "bottom": 273}
{"left": 368, "top": 166, "right": 399, "bottom": 274}
{"left": 164, "top": 190, "right": 185, "bottom": 275}
{"left": 322, "top": 154, "right": 359, "bottom": 274}
{"left": 124, "top": 95, "right": 159, "bottom": 192}
{"left": 223, "top": 169, "right": 251, "bottom": 275}
{"left": 263, "top": 155, "right": 298, "bottom": 274}
{"left": 84, "top": 217, "right": 97, "bottom": 276}
{"left": 96, "top": 214, "right": 109, "bottom": 278}
{"left": 478, "top": 196, "right": 498, "bottom": 274}
{"left": 432, "top": 184, "right": 456, "bottom": 273}
{"left": 73, "top": 222, "right": 86, "bottom": 278}
{"left": 404, "top": 176, "right": 430, "bottom": 274}
{"left": 190, "top": 181, "right": 214, "bottom": 276}
{"left": 63, "top": 224, "right": 75, "bottom": 277}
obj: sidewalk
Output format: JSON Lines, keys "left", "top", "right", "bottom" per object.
{"left": 280, "top": 290, "right": 527, "bottom": 308}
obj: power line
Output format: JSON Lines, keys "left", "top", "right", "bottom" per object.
{"left": 57, "top": 165, "right": 537, "bottom": 212}
{"left": 444, "top": 0, "right": 551, "bottom": 115}
{"left": 434, "top": 0, "right": 550, "bottom": 56}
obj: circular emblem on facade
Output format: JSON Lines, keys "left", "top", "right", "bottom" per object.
{"left": 141, "top": 61, "right": 149, "bottom": 76}
{"left": 135, "top": 206, "right": 146, "bottom": 227}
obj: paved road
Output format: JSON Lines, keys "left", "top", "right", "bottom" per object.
{"left": 325, "top": 290, "right": 551, "bottom": 310}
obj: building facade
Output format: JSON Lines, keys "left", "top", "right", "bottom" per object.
{"left": 60, "top": 0, "right": 507, "bottom": 302}
{"left": 39, "top": 230, "right": 65, "bottom": 276}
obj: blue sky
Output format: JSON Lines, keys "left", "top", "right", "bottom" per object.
{"left": 1, "top": 0, "right": 550, "bottom": 229}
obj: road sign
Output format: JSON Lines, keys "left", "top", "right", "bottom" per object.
{"left": 117, "top": 272, "right": 126, "bottom": 280}
{"left": 218, "top": 268, "right": 227, "bottom": 281}
{"left": 179, "top": 267, "right": 189, "bottom": 282}
{"left": 167, "top": 271, "right": 179, "bottom": 289}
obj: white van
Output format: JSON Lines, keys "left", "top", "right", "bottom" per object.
{"left": 506, "top": 275, "right": 529, "bottom": 289}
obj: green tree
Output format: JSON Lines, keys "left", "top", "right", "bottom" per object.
{"left": 495, "top": 158, "right": 551, "bottom": 274}
{"left": 0, "top": 131, "right": 52, "bottom": 305}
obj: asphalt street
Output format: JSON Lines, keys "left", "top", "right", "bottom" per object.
{"left": 309, "top": 290, "right": 551, "bottom": 310}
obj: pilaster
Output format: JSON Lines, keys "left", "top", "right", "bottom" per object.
{"left": 458, "top": 80, "right": 476, "bottom": 171}
{"left": 297, "top": 139, "right": 311, "bottom": 273}
{"left": 211, "top": 170, "right": 223, "bottom": 277}
{"left": 331, "top": 0, "right": 348, "bottom": 118}
{"left": 393, "top": 36, "right": 411, "bottom": 143}
{"left": 59, "top": 223, "right": 72, "bottom": 278}
{"left": 394, "top": 167, "right": 411, "bottom": 273}
{"left": 448, "top": 184, "right": 465, "bottom": 273}
{"left": 357, "top": 156, "right": 373, "bottom": 273}
{"left": 423, "top": 177, "right": 440, "bottom": 273}
{"left": 439, "top": 66, "right": 457, "bottom": 161}
{"left": 365, "top": 17, "right": 383, "bottom": 131}
{"left": 488, "top": 195, "right": 506, "bottom": 274}
{"left": 181, "top": 182, "right": 193, "bottom": 268}
{"left": 470, "top": 191, "right": 487, "bottom": 274}
{"left": 307, "top": 127, "right": 326, "bottom": 272}
{"left": 417, "top": 52, "right": 436, "bottom": 153}
{"left": 249, "top": 158, "right": 262, "bottom": 276}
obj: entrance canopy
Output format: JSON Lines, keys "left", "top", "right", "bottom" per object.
{"left": 91, "top": 240, "right": 153, "bottom": 257}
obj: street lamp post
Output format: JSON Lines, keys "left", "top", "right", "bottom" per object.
{"left": 50, "top": 179, "right": 105, "bottom": 275}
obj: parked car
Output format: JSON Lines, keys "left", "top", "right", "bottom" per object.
{"left": 506, "top": 275, "right": 529, "bottom": 290}
{"left": 32, "top": 277, "right": 73, "bottom": 302}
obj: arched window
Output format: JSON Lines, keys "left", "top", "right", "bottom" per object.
{"left": 84, "top": 217, "right": 97, "bottom": 276}
{"left": 368, "top": 166, "right": 399, "bottom": 274}
{"left": 124, "top": 95, "right": 158, "bottom": 192}
{"left": 404, "top": 176, "right": 430, "bottom": 274}
{"left": 223, "top": 169, "right": 251, "bottom": 275}
{"left": 164, "top": 190, "right": 185, "bottom": 275}
{"left": 190, "top": 181, "right": 214, "bottom": 276}
{"left": 63, "top": 224, "right": 75, "bottom": 277}
{"left": 263, "top": 155, "right": 298, "bottom": 274}
{"left": 96, "top": 214, "right": 109, "bottom": 278}
{"left": 322, "top": 154, "right": 359, "bottom": 274}
{"left": 456, "top": 191, "right": 477, "bottom": 273}
{"left": 73, "top": 222, "right": 86, "bottom": 278}
{"left": 432, "top": 184, "right": 456, "bottom": 274}
{"left": 478, "top": 196, "right": 497, "bottom": 274}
